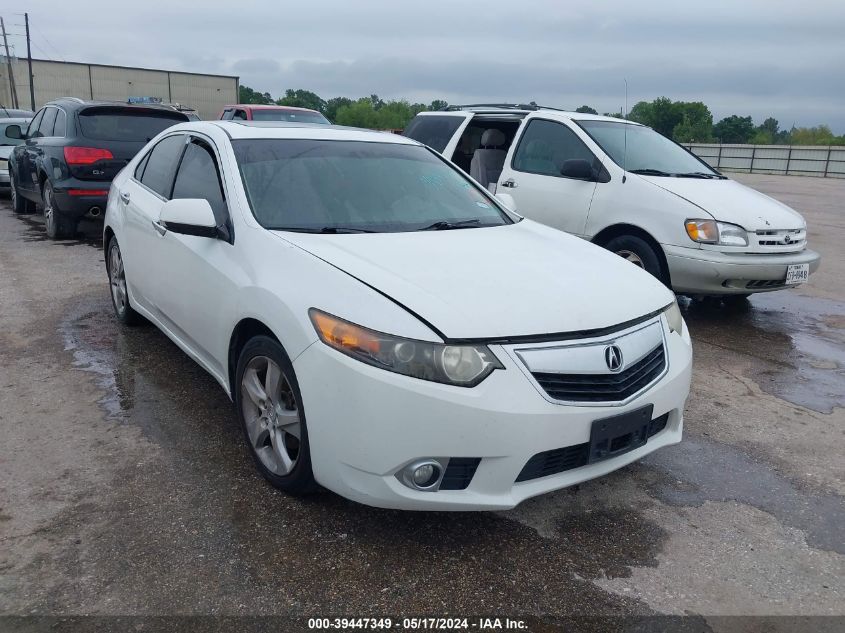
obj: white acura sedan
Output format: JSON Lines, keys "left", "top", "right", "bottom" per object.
{"left": 103, "top": 121, "right": 692, "bottom": 510}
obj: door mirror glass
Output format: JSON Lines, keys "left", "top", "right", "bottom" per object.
{"left": 560, "top": 158, "right": 595, "bottom": 181}
{"left": 159, "top": 198, "right": 218, "bottom": 238}
{"left": 5, "top": 124, "right": 23, "bottom": 140}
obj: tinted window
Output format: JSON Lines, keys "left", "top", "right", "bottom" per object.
{"left": 403, "top": 115, "right": 466, "bottom": 153}
{"left": 172, "top": 141, "right": 228, "bottom": 226}
{"left": 53, "top": 110, "right": 67, "bottom": 137}
{"left": 27, "top": 109, "right": 45, "bottom": 138}
{"left": 79, "top": 109, "right": 185, "bottom": 141}
{"left": 251, "top": 110, "right": 330, "bottom": 124}
{"left": 134, "top": 151, "right": 151, "bottom": 180}
{"left": 140, "top": 135, "right": 185, "bottom": 197}
{"left": 513, "top": 119, "right": 596, "bottom": 176}
{"left": 232, "top": 139, "right": 510, "bottom": 233}
{"left": 233, "top": 110, "right": 248, "bottom": 120}
{"left": 39, "top": 108, "right": 58, "bottom": 136}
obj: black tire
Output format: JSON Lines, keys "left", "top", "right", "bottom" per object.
{"left": 42, "top": 181, "right": 77, "bottom": 240}
{"left": 10, "top": 172, "right": 35, "bottom": 214}
{"left": 235, "top": 335, "right": 317, "bottom": 495}
{"left": 106, "top": 236, "right": 144, "bottom": 326}
{"left": 604, "top": 234, "right": 667, "bottom": 285}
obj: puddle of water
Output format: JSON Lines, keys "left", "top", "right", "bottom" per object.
{"left": 16, "top": 212, "right": 103, "bottom": 249}
{"left": 642, "top": 435, "right": 845, "bottom": 554}
{"left": 681, "top": 292, "right": 845, "bottom": 413}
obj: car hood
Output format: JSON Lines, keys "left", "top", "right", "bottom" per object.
{"left": 638, "top": 176, "right": 805, "bottom": 231}
{"left": 273, "top": 221, "right": 674, "bottom": 340}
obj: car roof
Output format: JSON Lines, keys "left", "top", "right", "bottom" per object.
{"left": 45, "top": 97, "right": 190, "bottom": 115}
{"left": 223, "top": 104, "right": 323, "bottom": 114}
{"left": 418, "top": 107, "right": 641, "bottom": 125}
{"left": 190, "top": 120, "right": 421, "bottom": 144}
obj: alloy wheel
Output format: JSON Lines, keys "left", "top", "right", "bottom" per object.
{"left": 43, "top": 185, "right": 55, "bottom": 232}
{"left": 616, "top": 249, "right": 645, "bottom": 269}
{"left": 10, "top": 176, "right": 17, "bottom": 208}
{"left": 240, "top": 356, "right": 302, "bottom": 476}
{"left": 109, "top": 242, "right": 128, "bottom": 316}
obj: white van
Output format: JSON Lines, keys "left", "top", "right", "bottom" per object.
{"left": 404, "top": 105, "right": 820, "bottom": 297}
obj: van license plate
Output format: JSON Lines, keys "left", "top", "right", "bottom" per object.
{"left": 785, "top": 263, "right": 809, "bottom": 285}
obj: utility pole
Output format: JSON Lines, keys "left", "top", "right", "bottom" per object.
{"left": 25, "top": 12, "right": 34, "bottom": 111}
{"left": 1, "top": 17, "right": 18, "bottom": 108}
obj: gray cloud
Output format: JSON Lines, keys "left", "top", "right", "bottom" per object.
{"left": 17, "top": 0, "right": 845, "bottom": 131}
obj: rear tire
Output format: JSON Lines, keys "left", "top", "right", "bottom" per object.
{"left": 106, "top": 236, "right": 143, "bottom": 326}
{"left": 10, "top": 172, "right": 35, "bottom": 214}
{"left": 604, "top": 235, "right": 666, "bottom": 285}
{"left": 42, "top": 181, "right": 77, "bottom": 240}
{"left": 235, "top": 335, "right": 317, "bottom": 495}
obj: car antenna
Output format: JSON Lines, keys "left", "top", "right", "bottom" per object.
{"left": 622, "top": 79, "right": 628, "bottom": 183}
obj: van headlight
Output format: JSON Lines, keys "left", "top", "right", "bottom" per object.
{"left": 685, "top": 219, "right": 748, "bottom": 247}
{"left": 309, "top": 309, "right": 503, "bottom": 387}
{"left": 662, "top": 300, "right": 683, "bottom": 334}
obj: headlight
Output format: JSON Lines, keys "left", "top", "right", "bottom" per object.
{"left": 663, "top": 299, "right": 683, "bottom": 334}
{"left": 309, "top": 309, "right": 503, "bottom": 387}
{"left": 685, "top": 219, "right": 748, "bottom": 247}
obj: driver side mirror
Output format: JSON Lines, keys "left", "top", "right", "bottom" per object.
{"left": 5, "top": 124, "right": 24, "bottom": 140}
{"left": 159, "top": 198, "right": 220, "bottom": 239}
{"left": 560, "top": 159, "right": 596, "bottom": 181}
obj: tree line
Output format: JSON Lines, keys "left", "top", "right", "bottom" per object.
{"left": 239, "top": 86, "right": 845, "bottom": 146}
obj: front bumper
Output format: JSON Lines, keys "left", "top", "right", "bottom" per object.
{"left": 294, "top": 317, "right": 692, "bottom": 510}
{"left": 664, "top": 244, "right": 821, "bottom": 295}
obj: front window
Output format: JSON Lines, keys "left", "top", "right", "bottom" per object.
{"left": 578, "top": 120, "right": 718, "bottom": 177}
{"left": 232, "top": 139, "right": 512, "bottom": 233}
{"left": 251, "top": 109, "right": 330, "bottom": 124}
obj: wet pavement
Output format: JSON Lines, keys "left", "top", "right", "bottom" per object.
{"left": 0, "top": 174, "right": 843, "bottom": 630}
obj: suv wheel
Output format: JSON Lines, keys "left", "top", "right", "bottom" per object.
{"left": 235, "top": 336, "right": 317, "bottom": 495}
{"left": 10, "top": 172, "right": 35, "bottom": 214}
{"left": 42, "top": 181, "right": 77, "bottom": 240}
{"left": 604, "top": 235, "right": 667, "bottom": 286}
{"left": 106, "top": 237, "right": 143, "bottom": 326}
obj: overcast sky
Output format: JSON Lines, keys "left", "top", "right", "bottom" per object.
{"left": 10, "top": 0, "right": 845, "bottom": 132}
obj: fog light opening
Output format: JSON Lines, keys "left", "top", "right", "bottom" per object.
{"left": 400, "top": 460, "right": 443, "bottom": 491}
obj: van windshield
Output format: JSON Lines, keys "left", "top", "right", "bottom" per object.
{"left": 232, "top": 139, "right": 511, "bottom": 233}
{"left": 578, "top": 120, "right": 721, "bottom": 178}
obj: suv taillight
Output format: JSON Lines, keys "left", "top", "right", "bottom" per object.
{"left": 64, "top": 147, "right": 114, "bottom": 165}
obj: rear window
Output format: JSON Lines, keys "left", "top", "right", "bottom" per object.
{"left": 251, "top": 110, "right": 330, "bottom": 124}
{"left": 78, "top": 109, "right": 186, "bottom": 142}
{"left": 403, "top": 115, "right": 466, "bottom": 153}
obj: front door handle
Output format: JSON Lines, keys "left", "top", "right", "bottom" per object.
{"left": 119, "top": 190, "right": 130, "bottom": 204}
{"left": 500, "top": 179, "right": 517, "bottom": 189}
{"left": 152, "top": 220, "right": 167, "bottom": 236}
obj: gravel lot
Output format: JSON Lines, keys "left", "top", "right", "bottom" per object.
{"left": 0, "top": 174, "right": 842, "bottom": 632}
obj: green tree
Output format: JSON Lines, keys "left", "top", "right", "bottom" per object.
{"left": 429, "top": 99, "right": 448, "bottom": 111}
{"left": 575, "top": 105, "right": 598, "bottom": 115}
{"left": 713, "top": 115, "right": 755, "bottom": 143}
{"left": 628, "top": 97, "right": 682, "bottom": 137}
{"left": 238, "top": 85, "right": 273, "bottom": 105}
{"left": 671, "top": 102, "right": 714, "bottom": 142}
{"left": 324, "top": 97, "right": 353, "bottom": 123}
{"left": 334, "top": 98, "right": 380, "bottom": 128}
{"left": 277, "top": 89, "right": 326, "bottom": 113}
{"left": 790, "top": 125, "right": 836, "bottom": 145}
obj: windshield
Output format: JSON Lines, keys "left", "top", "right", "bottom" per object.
{"left": 251, "top": 110, "right": 330, "bottom": 124}
{"left": 578, "top": 120, "right": 718, "bottom": 176}
{"left": 232, "top": 139, "right": 511, "bottom": 233}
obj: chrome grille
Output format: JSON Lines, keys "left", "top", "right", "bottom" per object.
{"left": 752, "top": 228, "right": 805, "bottom": 252}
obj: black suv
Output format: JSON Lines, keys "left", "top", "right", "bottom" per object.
{"left": 8, "top": 98, "right": 190, "bottom": 239}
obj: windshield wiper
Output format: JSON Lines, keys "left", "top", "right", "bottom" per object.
{"left": 418, "top": 219, "right": 483, "bottom": 231}
{"left": 628, "top": 168, "right": 673, "bottom": 177}
{"left": 675, "top": 171, "right": 727, "bottom": 179}
{"left": 271, "top": 226, "right": 376, "bottom": 234}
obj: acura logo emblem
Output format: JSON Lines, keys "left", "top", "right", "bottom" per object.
{"left": 605, "top": 345, "right": 623, "bottom": 372}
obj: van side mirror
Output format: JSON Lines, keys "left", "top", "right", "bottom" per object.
{"left": 159, "top": 199, "right": 220, "bottom": 239}
{"left": 560, "top": 159, "right": 595, "bottom": 181}
{"left": 5, "top": 124, "right": 24, "bottom": 140}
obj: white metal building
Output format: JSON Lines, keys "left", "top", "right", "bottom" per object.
{"left": 0, "top": 58, "right": 239, "bottom": 120}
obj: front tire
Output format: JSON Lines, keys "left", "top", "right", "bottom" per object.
{"left": 10, "top": 172, "right": 35, "bottom": 214}
{"left": 604, "top": 234, "right": 667, "bottom": 286}
{"left": 42, "top": 181, "right": 77, "bottom": 240}
{"left": 235, "top": 336, "right": 317, "bottom": 495}
{"left": 106, "top": 237, "right": 143, "bottom": 326}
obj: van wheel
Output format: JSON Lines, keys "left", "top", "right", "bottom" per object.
{"left": 604, "top": 235, "right": 665, "bottom": 284}
{"left": 43, "top": 181, "right": 77, "bottom": 240}
{"left": 235, "top": 336, "right": 317, "bottom": 495}
{"left": 10, "top": 172, "right": 35, "bottom": 214}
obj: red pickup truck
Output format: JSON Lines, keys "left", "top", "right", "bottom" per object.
{"left": 218, "top": 104, "right": 330, "bottom": 124}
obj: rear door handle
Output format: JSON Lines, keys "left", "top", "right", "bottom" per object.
{"left": 119, "top": 191, "right": 130, "bottom": 203}
{"left": 152, "top": 220, "right": 167, "bottom": 236}
{"left": 500, "top": 179, "right": 517, "bottom": 188}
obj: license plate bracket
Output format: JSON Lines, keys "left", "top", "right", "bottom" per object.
{"left": 589, "top": 404, "right": 654, "bottom": 464}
